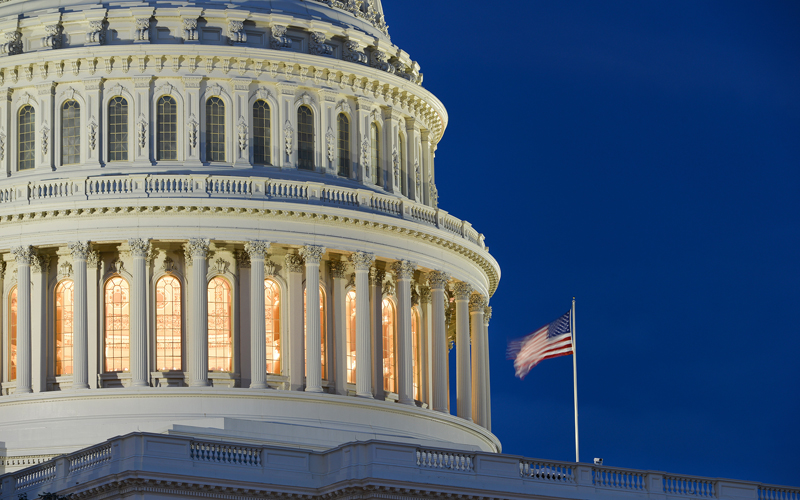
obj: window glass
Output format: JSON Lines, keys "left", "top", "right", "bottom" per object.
{"left": 382, "top": 298, "right": 396, "bottom": 392}
{"left": 104, "top": 276, "right": 130, "bottom": 373}
{"left": 337, "top": 114, "right": 350, "bottom": 177}
{"left": 155, "top": 275, "right": 182, "bottom": 371}
{"left": 208, "top": 276, "right": 232, "bottom": 371}
{"left": 412, "top": 308, "right": 421, "bottom": 400}
{"left": 18, "top": 105, "right": 35, "bottom": 170}
{"left": 61, "top": 101, "right": 81, "bottom": 165}
{"left": 206, "top": 97, "right": 226, "bottom": 162}
{"left": 253, "top": 100, "right": 271, "bottom": 165}
{"left": 346, "top": 290, "right": 356, "bottom": 384}
{"left": 55, "top": 280, "right": 75, "bottom": 376}
{"left": 157, "top": 96, "right": 178, "bottom": 161}
{"left": 265, "top": 279, "right": 281, "bottom": 374}
{"left": 108, "top": 97, "right": 128, "bottom": 162}
{"left": 297, "top": 105, "right": 314, "bottom": 170}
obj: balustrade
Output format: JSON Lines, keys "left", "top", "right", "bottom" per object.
{"left": 68, "top": 444, "right": 112, "bottom": 473}
{"left": 416, "top": 448, "right": 474, "bottom": 472}
{"left": 592, "top": 467, "right": 645, "bottom": 490}
{"left": 519, "top": 460, "right": 575, "bottom": 483}
{"left": 663, "top": 475, "right": 716, "bottom": 497}
{"left": 190, "top": 441, "right": 262, "bottom": 466}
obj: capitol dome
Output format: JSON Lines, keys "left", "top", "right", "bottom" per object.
{"left": 0, "top": 0, "right": 500, "bottom": 465}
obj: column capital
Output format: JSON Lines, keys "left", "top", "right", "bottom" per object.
{"left": 427, "top": 271, "right": 449, "bottom": 290}
{"left": 419, "top": 286, "right": 431, "bottom": 303}
{"left": 186, "top": 238, "right": 210, "bottom": 258}
{"left": 31, "top": 254, "right": 50, "bottom": 274}
{"left": 87, "top": 251, "right": 100, "bottom": 269}
{"left": 469, "top": 292, "right": 487, "bottom": 313}
{"left": 350, "top": 251, "right": 374, "bottom": 271}
{"left": 68, "top": 241, "right": 92, "bottom": 260}
{"left": 329, "top": 261, "right": 347, "bottom": 279}
{"left": 285, "top": 253, "right": 304, "bottom": 273}
{"left": 244, "top": 240, "right": 270, "bottom": 260}
{"left": 390, "top": 259, "right": 416, "bottom": 280}
{"left": 369, "top": 267, "right": 385, "bottom": 285}
{"left": 234, "top": 249, "right": 251, "bottom": 269}
{"left": 453, "top": 282, "right": 473, "bottom": 301}
{"left": 128, "top": 239, "right": 150, "bottom": 258}
{"left": 300, "top": 245, "right": 325, "bottom": 264}
{"left": 484, "top": 305, "right": 492, "bottom": 325}
{"left": 0, "top": 260, "right": 6, "bottom": 279}
{"left": 12, "top": 245, "right": 34, "bottom": 265}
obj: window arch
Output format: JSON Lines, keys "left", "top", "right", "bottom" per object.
{"left": 206, "top": 97, "right": 226, "bottom": 162}
{"left": 303, "top": 285, "right": 327, "bottom": 379}
{"left": 412, "top": 307, "right": 421, "bottom": 400}
{"left": 265, "top": 278, "right": 281, "bottom": 374}
{"left": 8, "top": 286, "right": 17, "bottom": 381}
{"left": 399, "top": 134, "right": 407, "bottom": 196}
{"left": 346, "top": 289, "right": 356, "bottom": 384}
{"left": 157, "top": 96, "right": 178, "bottom": 161}
{"left": 382, "top": 298, "right": 396, "bottom": 393}
{"left": 104, "top": 276, "right": 130, "bottom": 373}
{"left": 371, "top": 123, "right": 380, "bottom": 186}
{"left": 61, "top": 101, "right": 81, "bottom": 166}
{"left": 54, "top": 280, "right": 75, "bottom": 376}
{"left": 155, "top": 275, "right": 182, "bottom": 371}
{"left": 297, "top": 105, "right": 314, "bottom": 170}
{"left": 108, "top": 97, "right": 129, "bottom": 162}
{"left": 18, "top": 105, "right": 35, "bottom": 171}
{"left": 337, "top": 113, "right": 350, "bottom": 177}
{"left": 208, "top": 276, "right": 232, "bottom": 372}
{"left": 253, "top": 100, "right": 272, "bottom": 165}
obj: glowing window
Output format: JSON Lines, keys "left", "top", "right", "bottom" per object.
{"left": 55, "top": 280, "right": 74, "bottom": 376}
{"left": 370, "top": 123, "right": 380, "bottom": 185}
{"left": 337, "top": 113, "right": 350, "bottom": 177}
{"left": 104, "top": 277, "right": 130, "bottom": 373}
{"left": 382, "top": 298, "right": 396, "bottom": 393}
{"left": 399, "top": 134, "right": 407, "bottom": 196}
{"left": 61, "top": 100, "right": 81, "bottom": 165}
{"left": 297, "top": 105, "right": 314, "bottom": 170}
{"left": 8, "top": 286, "right": 17, "bottom": 381}
{"left": 208, "top": 276, "right": 232, "bottom": 372}
{"left": 265, "top": 278, "right": 281, "bottom": 374}
{"left": 412, "top": 308, "right": 421, "bottom": 400}
{"left": 18, "top": 105, "right": 35, "bottom": 171}
{"left": 303, "top": 285, "right": 327, "bottom": 379}
{"left": 157, "top": 95, "right": 178, "bottom": 161}
{"left": 107, "top": 97, "right": 128, "bottom": 162}
{"left": 253, "top": 100, "right": 271, "bottom": 165}
{"left": 346, "top": 290, "right": 356, "bottom": 384}
{"left": 206, "top": 97, "right": 226, "bottom": 162}
{"left": 155, "top": 275, "right": 182, "bottom": 371}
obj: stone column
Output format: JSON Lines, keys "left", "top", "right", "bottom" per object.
{"left": 31, "top": 254, "right": 48, "bottom": 393}
{"left": 392, "top": 260, "right": 416, "bottom": 405}
{"left": 36, "top": 83, "right": 55, "bottom": 171}
{"left": 420, "top": 286, "right": 432, "bottom": 407}
{"left": 245, "top": 241, "right": 270, "bottom": 389}
{"left": 128, "top": 239, "right": 150, "bottom": 387}
{"left": 469, "top": 293, "right": 487, "bottom": 427}
{"left": 484, "top": 305, "right": 493, "bottom": 431}
{"left": 12, "top": 246, "right": 33, "bottom": 394}
{"left": 186, "top": 239, "right": 210, "bottom": 387}
{"left": 276, "top": 82, "right": 298, "bottom": 169}
{"left": 330, "top": 261, "right": 348, "bottom": 395}
{"left": 87, "top": 251, "right": 100, "bottom": 388}
{"left": 300, "top": 245, "right": 325, "bottom": 393}
{"left": 427, "top": 271, "right": 449, "bottom": 412}
{"left": 350, "top": 252, "right": 374, "bottom": 398}
{"left": 285, "top": 254, "right": 304, "bottom": 391}
{"left": 453, "top": 282, "right": 473, "bottom": 422}
{"left": 355, "top": 97, "right": 374, "bottom": 184}
{"left": 420, "top": 130, "right": 431, "bottom": 206}
{"left": 68, "top": 242, "right": 91, "bottom": 390}
{"left": 369, "top": 266, "right": 384, "bottom": 399}
{"left": 405, "top": 118, "right": 421, "bottom": 202}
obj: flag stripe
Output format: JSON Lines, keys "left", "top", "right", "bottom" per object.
{"left": 507, "top": 310, "right": 573, "bottom": 379}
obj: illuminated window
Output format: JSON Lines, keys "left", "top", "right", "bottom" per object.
{"left": 108, "top": 97, "right": 128, "bottom": 162}
{"left": 8, "top": 286, "right": 17, "bottom": 381}
{"left": 155, "top": 275, "right": 182, "bottom": 371}
{"left": 337, "top": 113, "right": 350, "bottom": 177}
{"left": 206, "top": 97, "right": 226, "bottom": 162}
{"left": 208, "top": 276, "right": 232, "bottom": 372}
{"left": 55, "top": 280, "right": 75, "bottom": 376}
{"left": 297, "top": 105, "right": 314, "bottom": 170}
{"left": 18, "top": 105, "right": 35, "bottom": 171}
{"left": 104, "top": 276, "right": 130, "bottom": 373}
{"left": 346, "top": 290, "right": 356, "bottom": 384}
{"left": 412, "top": 308, "right": 421, "bottom": 400}
{"left": 399, "top": 134, "right": 407, "bottom": 196}
{"left": 370, "top": 123, "right": 380, "bottom": 185}
{"left": 61, "top": 101, "right": 81, "bottom": 165}
{"left": 265, "top": 279, "right": 281, "bottom": 374}
{"left": 253, "top": 100, "right": 271, "bottom": 165}
{"left": 303, "top": 285, "right": 327, "bottom": 379}
{"left": 157, "top": 96, "right": 178, "bottom": 161}
{"left": 382, "top": 298, "right": 396, "bottom": 393}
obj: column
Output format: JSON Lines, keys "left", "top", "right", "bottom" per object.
{"left": 35, "top": 83, "right": 55, "bottom": 171}
{"left": 392, "top": 260, "right": 416, "bottom": 405}
{"left": 384, "top": 108, "right": 402, "bottom": 193}
{"left": 231, "top": 78, "right": 252, "bottom": 168}
{"left": 276, "top": 82, "right": 298, "bottom": 169}
{"left": 469, "top": 293, "right": 487, "bottom": 427}
{"left": 369, "top": 266, "right": 384, "bottom": 399}
{"left": 484, "top": 305, "right": 493, "bottom": 431}
{"left": 427, "top": 271, "right": 449, "bottom": 412}
{"left": 132, "top": 76, "right": 152, "bottom": 166}
{"left": 245, "top": 241, "right": 269, "bottom": 389}
{"left": 87, "top": 251, "right": 100, "bottom": 388}
{"left": 320, "top": 90, "right": 337, "bottom": 175}
{"left": 355, "top": 97, "right": 373, "bottom": 184}
{"left": 236, "top": 250, "right": 252, "bottom": 388}
{"left": 186, "top": 238, "right": 210, "bottom": 387}
{"left": 84, "top": 78, "right": 103, "bottom": 168}
{"left": 68, "top": 242, "right": 91, "bottom": 390}
{"left": 128, "top": 239, "right": 149, "bottom": 387}
{"left": 405, "top": 118, "right": 421, "bottom": 202}
{"left": 420, "top": 286, "right": 432, "bottom": 407}
{"left": 330, "top": 261, "right": 348, "bottom": 395}
{"left": 300, "top": 245, "right": 325, "bottom": 392}
{"left": 350, "top": 252, "right": 374, "bottom": 398}
{"left": 31, "top": 254, "right": 48, "bottom": 393}
{"left": 420, "top": 130, "right": 431, "bottom": 206}
{"left": 182, "top": 76, "right": 202, "bottom": 166}
{"left": 453, "top": 281, "right": 473, "bottom": 422}
{"left": 285, "top": 254, "right": 304, "bottom": 391}
{"left": 12, "top": 246, "right": 33, "bottom": 394}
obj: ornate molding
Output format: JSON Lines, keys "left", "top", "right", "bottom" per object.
{"left": 369, "top": 267, "right": 385, "bottom": 286}
{"left": 86, "top": 20, "right": 106, "bottom": 45}
{"left": 469, "top": 292, "right": 486, "bottom": 313}
{"left": 182, "top": 18, "right": 198, "bottom": 42}
{"left": 391, "top": 259, "right": 416, "bottom": 280}
{"left": 419, "top": 286, "right": 431, "bottom": 304}
{"left": 128, "top": 238, "right": 149, "bottom": 258}
{"left": 350, "top": 251, "right": 374, "bottom": 271}
{"left": 427, "top": 271, "right": 449, "bottom": 290}
{"left": 284, "top": 120, "right": 293, "bottom": 159}
{"left": 310, "top": 32, "right": 334, "bottom": 56}
{"left": 12, "top": 246, "right": 34, "bottom": 265}
{"left": 344, "top": 40, "right": 368, "bottom": 65}
{"left": 31, "top": 253, "right": 50, "bottom": 274}
{"left": 300, "top": 245, "right": 325, "bottom": 264}
{"left": 58, "top": 260, "right": 73, "bottom": 277}
{"left": 238, "top": 117, "right": 248, "bottom": 153}
{"left": 284, "top": 253, "right": 303, "bottom": 273}
{"left": 135, "top": 18, "right": 151, "bottom": 42}
{"left": 326, "top": 127, "right": 336, "bottom": 163}
{"left": 244, "top": 241, "right": 270, "bottom": 260}
{"left": 87, "top": 251, "right": 100, "bottom": 269}
{"left": 42, "top": 24, "right": 63, "bottom": 50}
{"left": 329, "top": 261, "right": 347, "bottom": 279}
{"left": 228, "top": 20, "right": 246, "bottom": 45}
{"left": 68, "top": 241, "right": 91, "bottom": 260}
{"left": 1, "top": 31, "right": 22, "bottom": 56}
{"left": 484, "top": 305, "right": 492, "bottom": 325}
{"left": 453, "top": 282, "right": 473, "bottom": 301}
{"left": 186, "top": 238, "right": 210, "bottom": 258}
{"left": 270, "top": 25, "right": 292, "bottom": 50}
{"left": 234, "top": 250, "right": 250, "bottom": 269}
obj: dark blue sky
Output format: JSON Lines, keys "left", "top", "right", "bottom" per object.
{"left": 384, "top": 0, "right": 800, "bottom": 487}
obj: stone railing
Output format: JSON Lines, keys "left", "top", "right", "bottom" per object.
{"left": 0, "top": 174, "right": 487, "bottom": 250}
{"left": 1, "top": 434, "right": 797, "bottom": 500}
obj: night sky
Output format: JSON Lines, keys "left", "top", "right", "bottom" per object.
{"left": 383, "top": 0, "right": 800, "bottom": 487}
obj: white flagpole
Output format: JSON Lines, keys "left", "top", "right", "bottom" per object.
{"left": 572, "top": 297, "right": 579, "bottom": 463}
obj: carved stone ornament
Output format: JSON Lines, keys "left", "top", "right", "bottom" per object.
{"left": 238, "top": 118, "right": 248, "bottom": 153}
{"left": 87, "top": 251, "right": 100, "bottom": 269}
{"left": 186, "top": 238, "right": 210, "bottom": 258}
{"left": 284, "top": 254, "right": 304, "bottom": 273}
{"left": 284, "top": 120, "right": 293, "bottom": 158}
{"left": 41, "top": 125, "right": 50, "bottom": 156}
{"left": 429, "top": 174, "right": 439, "bottom": 208}
{"left": 1, "top": 31, "right": 22, "bottom": 56}
{"left": 137, "top": 116, "right": 148, "bottom": 149}
{"left": 391, "top": 260, "right": 416, "bottom": 280}
{"left": 361, "top": 137, "right": 371, "bottom": 178}
{"left": 135, "top": 18, "right": 151, "bottom": 42}
{"left": 182, "top": 18, "right": 198, "bottom": 41}
{"left": 411, "top": 289, "right": 420, "bottom": 306}
{"left": 329, "top": 261, "right": 347, "bottom": 279}
{"left": 453, "top": 282, "right": 473, "bottom": 301}
{"left": 31, "top": 254, "right": 50, "bottom": 274}
{"left": 310, "top": 32, "right": 334, "bottom": 56}
{"left": 86, "top": 20, "right": 105, "bottom": 45}
{"left": 419, "top": 286, "right": 432, "bottom": 304}
{"left": 484, "top": 305, "right": 493, "bottom": 324}
{"left": 68, "top": 241, "right": 91, "bottom": 260}
{"left": 214, "top": 258, "right": 230, "bottom": 274}
{"left": 344, "top": 40, "right": 368, "bottom": 65}
{"left": 59, "top": 261, "right": 73, "bottom": 277}
{"left": 0, "top": 131, "right": 5, "bottom": 161}
{"left": 42, "top": 24, "right": 62, "bottom": 49}
{"left": 228, "top": 20, "right": 246, "bottom": 45}
{"left": 350, "top": 251, "right": 375, "bottom": 271}
{"left": 270, "top": 25, "right": 292, "bottom": 50}
{"left": 110, "top": 258, "right": 124, "bottom": 274}
{"left": 382, "top": 278, "right": 395, "bottom": 297}
{"left": 234, "top": 250, "right": 250, "bottom": 269}
{"left": 369, "top": 267, "right": 385, "bottom": 286}
{"left": 469, "top": 292, "right": 487, "bottom": 312}
{"left": 415, "top": 159, "right": 421, "bottom": 193}
{"left": 88, "top": 120, "right": 98, "bottom": 151}
{"left": 392, "top": 149, "right": 400, "bottom": 186}
{"left": 251, "top": 87, "right": 272, "bottom": 101}
{"left": 265, "top": 259, "right": 276, "bottom": 276}
{"left": 326, "top": 127, "right": 336, "bottom": 163}
{"left": 427, "top": 271, "right": 449, "bottom": 290}
{"left": 188, "top": 115, "right": 198, "bottom": 149}
{"left": 244, "top": 241, "right": 270, "bottom": 260}
{"left": 161, "top": 256, "right": 175, "bottom": 273}
{"left": 127, "top": 239, "right": 150, "bottom": 258}
{"left": 12, "top": 246, "right": 34, "bottom": 265}
{"left": 370, "top": 50, "right": 395, "bottom": 74}
{"left": 300, "top": 245, "right": 325, "bottom": 264}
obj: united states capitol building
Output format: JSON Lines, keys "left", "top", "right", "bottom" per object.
{"left": 0, "top": 1, "right": 795, "bottom": 499}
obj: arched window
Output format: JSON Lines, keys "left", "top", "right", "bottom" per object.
{"left": 382, "top": 298, "right": 396, "bottom": 393}
{"left": 208, "top": 276, "right": 232, "bottom": 372}
{"left": 303, "top": 285, "right": 327, "bottom": 379}
{"left": 8, "top": 286, "right": 17, "bottom": 381}
{"left": 18, "top": 105, "right": 35, "bottom": 171}
{"left": 253, "top": 100, "right": 271, "bottom": 165}
{"left": 155, "top": 275, "right": 182, "bottom": 371}
{"left": 108, "top": 97, "right": 128, "bottom": 162}
{"left": 346, "top": 290, "right": 356, "bottom": 384}
{"left": 297, "top": 105, "right": 314, "bottom": 170}
{"left": 206, "top": 97, "right": 226, "bottom": 162}
{"left": 399, "top": 134, "right": 407, "bottom": 196}
{"left": 337, "top": 114, "right": 350, "bottom": 177}
{"left": 104, "top": 276, "right": 130, "bottom": 373}
{"left": 61, "top": 101, "right": 81, "bottom": 165}
{"left": 265, "top": 278, "right": 281, "bottom": 374}
{"left": 412, "top": 308, "right": 421, "bottom": 400}
{"left": 370, "top": 123, "right": 380, "bottom": 185}
{"left": 157, "top": 96, "right": 178, "bottom": 161}
{"left": 54, "top": 280, "right": 74, "bottom": 376}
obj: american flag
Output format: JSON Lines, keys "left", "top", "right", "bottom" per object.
{"left": 507, "top": 310, "right": 573, "bottom": 379}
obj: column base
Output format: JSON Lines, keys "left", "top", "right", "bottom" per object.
{"left": 250, "top": 383, "right": 268, "bottom": 389}
{"left": 305, "top": 387, "right": 323, "bottom": 393}
{"left": 72, "top": 383, "right": 90, "bottom": 390}
{"left": 398, "top": 398, "right": 415, "bottom": 406}
{"left": 131, "top": 382, "right": 149, "bottom": 388}
{"left": 188, "top": 381, "right": 209, "bottom": 387}
{"left": 16, "top": 387, "right": 33, "bottom": 394}
{"left": 356, "top": 392, "right": 374, "bottom": 399}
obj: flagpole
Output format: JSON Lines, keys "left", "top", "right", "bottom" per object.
{"left": 572, "top": 297, "right": 579, "bottom": 463}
